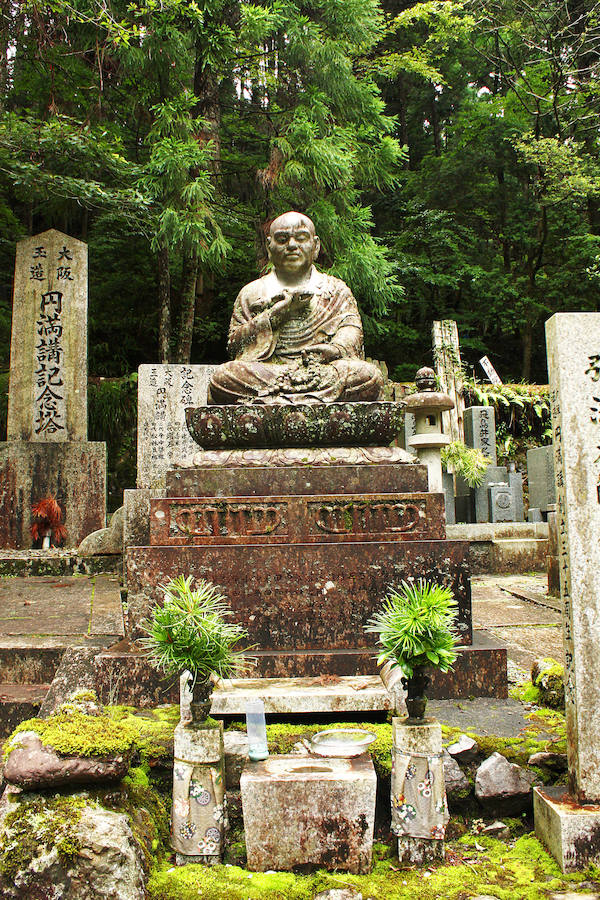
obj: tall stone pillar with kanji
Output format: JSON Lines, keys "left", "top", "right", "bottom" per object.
{"left": 0, "top": 229, "right": 106, "bottom": 548}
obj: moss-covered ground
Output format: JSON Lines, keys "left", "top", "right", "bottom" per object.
{"left": 147, "top": 834, "right": 600, "bottom": 900}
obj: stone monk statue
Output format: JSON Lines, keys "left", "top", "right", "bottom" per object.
{"left": 207, "top": 211, "right": 384, "bottom": 405}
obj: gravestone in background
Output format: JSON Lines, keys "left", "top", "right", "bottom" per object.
{"left": 464, "top": 406, "right": 497, "bottom": 466}
{"left": 123, "top": 364, "right": 216, "bottom": 548}
{"left": 535, "top": 312, "right": 600, "bottom": 871}
{"left": 527, "top": 445, "right": 555, "bottom": 519}
{"left": 0, "top": 230, "right": 106, "bottom": 548}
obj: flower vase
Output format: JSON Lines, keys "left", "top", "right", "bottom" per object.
{"left": 401, "top": 667, "right": 430, "bottom": 722}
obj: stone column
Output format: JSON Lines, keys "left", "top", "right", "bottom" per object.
{"left": 391, "top": 716, "right": 448, "bottom": 864}
{"left": 0, "top": 230, "right": 106, "bottom": 547}
{"left": 534, "top": 312, "right": 600, "bottom": 871}
{"left": 172, "top": 719, "right": 226, "bottom": 865}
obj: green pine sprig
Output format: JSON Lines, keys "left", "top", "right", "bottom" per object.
{"left": 365, "top": 579, "right": 459, "bottom": 678}
{"left": 139, "top": 575, "right": 251, "bottom": 684}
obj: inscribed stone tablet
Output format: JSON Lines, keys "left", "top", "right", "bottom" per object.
{"left": 137, "top": 364, "right": 216, "bottom": 489}
{"left": 7, "top": 230, "right": 88, "bottom": 441}
{"left": 546, "top": 312, "right": 600, "bottom": 802}
{"left": 464, "top": 406, "right": 497, "bottom": 465}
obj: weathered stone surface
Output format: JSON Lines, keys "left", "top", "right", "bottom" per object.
{"left": 94, "top": 639, "right": 178, "bottom": 707}
{"left": 187, "top": 402, "right": 404, "bottom": 449}
{"left": 224, "top": 730, "right": 249, "bottom": 789}
{"left": 126, "top": 540, "right": 473, "bottom": 647}
{"left": 3, "top": 731, "right": 130, "bottom": 789}
{"left": 123, "top": 487, "right": 159, "bottom": 549}
{"left": 0, "top": 441, "right": 106, "bottom": 548}
{"left": 528, "top": 751, "right": 567, "bottom": 773}
{"left": 475, "top": 752, "right": 536, "bottom": 814}
{"left": 78, "top": 506, "right": 124, "bottom": 555}
{"left": 192, "top": 445, "right": 416, "bottom": 468}
{"left": 241, "top": 754, "right": 376, "bottom": 873}
{"left": 168, "top": 461, "right": 427, "bottom": 498}
{"left": 527, "top": 445, "right": 556, "bottom": 514}
{"left": 39, "top": 646, "right": 97, "bottom": 717}
{"left": 535, "top": 785, "right": 600, "bottom": 873}
{"left": 0, "top": 549, "right": 121, "bottom": 577}
{"left": 137, "top": 363, "right": 215, "bottom": 490}
{"left": 0, "top": 684, "right": 49, "bottom": 740}
{"left": 546, "top": 313, "right": 600, "bottom": 803}
{"left": 7, "top": 230, "right": 88, "bottom": 443}
{"left": 446, "top": 733, "right": 479, "bottom": 763}
{"left": 482, "top": 820, "right": 510, "bottom": 839}
{"left": 0, "top": 802, "right": 147, "bottom": 900}
{"left": 150, "top": 492, "right": 445, "bottom": 546}
{"left": 397, "top": 836, "right": 445, "bottom": 865}
{"left": 532, "top": 657, "right": 565, "bottom": 709}
{"left": 93, "top": 635, "right": 506, "bottom": 705}
{"left": 442, "top": 751, "right": 471, "bottom": 805}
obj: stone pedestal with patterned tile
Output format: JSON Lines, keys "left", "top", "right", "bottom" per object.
{"left": 172, "top": 720, "right": 226, "bottom": 865}
{"left": 392, "top": 716, "right": 448, "bottom": 864}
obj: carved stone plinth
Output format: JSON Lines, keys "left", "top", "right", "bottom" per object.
{"left": 185, "top": 401, "right": 404, "bottom": 449}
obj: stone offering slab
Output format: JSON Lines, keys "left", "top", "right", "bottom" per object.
{"left": 126, "top": 540, "right": 472, "bottom": 648}
{"left": 167, "top": 461, "right": 427, "bottom": 498}
{"left": 186, "top": 401, "right": 404, "bottom": 449}
{"left": 149, "top": 492, "right": 445, "bottom": 545}
{"left": 190, "top": 446, "right": 416, "bottom": 468}
{"left": 241, "top": 753, "right": 376, "bottom": 873}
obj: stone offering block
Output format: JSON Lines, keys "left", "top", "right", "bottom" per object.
{"left": 241, "top": 754, "right": 376, "bottom": 873}
{"left": 149, "top": 493, "right": 445, "bottom": 545}
{"left": 185, "top": 401, "right": 404, "bottom": 449}
{"left": 168, "top": 461, "right": 427, "bottom": 497}
{"left": 126, "top": 540, "right": 473, "bottom": 650}
{"left": 534, "top": 786, "right": 600, "bottom": 872}
{"left": 0, "top": 441, "right": 106, "bottom": 548}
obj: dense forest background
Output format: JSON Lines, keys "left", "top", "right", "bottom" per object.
{"left": 1, "top": 0, "right": 600, "bottom": 386}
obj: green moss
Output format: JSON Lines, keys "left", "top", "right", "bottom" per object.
{"left": 147, "top": 832, "right": 597, "bottom": 900}
{"left": 105, "top": 704, "right": 179, "bottom": 761}
{"left": 4, "top": 710, "right": 138, "bottom": 760}
{"left": 0, "top": 795, "right": 86, "bottom": 881}
{"left": 510, "top": 681, "right": 541, "bottom": 703}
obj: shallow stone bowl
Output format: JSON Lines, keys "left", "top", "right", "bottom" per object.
{"left": 310, "top": 729, "right": 377, "bottom": 757}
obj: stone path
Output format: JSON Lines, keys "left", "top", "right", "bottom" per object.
{"left": 472, "top": 573, "right": 564, "bottom": 676}
{"left": 0, "top": 574, "right": 124, "bottom": 737}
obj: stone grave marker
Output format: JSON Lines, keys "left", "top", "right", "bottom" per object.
{"left": 527, "top": 445, "right": 555, "bottom": 517}
{"left": 124, "top": 364, "right": 215, "bottom": 549}
{"left": 534, "top": 312, "right": 600, "bottom": 870}
{"left": 0, "top": 230, "right": 106, "bottom": 548}
{"left": 464, "top": 406, "right": 497, "bottom": 466}
{"left": 432, "top": 319, "right": 465, "bottom": 442}
{"left": 137, "top": 364, "right": 215, "bottom": 490}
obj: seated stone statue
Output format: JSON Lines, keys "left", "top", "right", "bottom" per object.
{"left": 208, "top": 211, "right": 384, "bottom": 405}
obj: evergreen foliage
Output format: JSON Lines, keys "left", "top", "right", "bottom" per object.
{"left": 365, "top": 578, "right": 459, "bottom": 678}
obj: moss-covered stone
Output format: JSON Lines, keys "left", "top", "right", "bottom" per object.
{"left": 531, "top": 658, "right": 565, "bottom": 709}
{"left": 146, "top": 832, "right": 597, "bottom": 900}
{"left": 4, "top": 711, "right": 139, "bottom": 760}
{"left": 0, "top": 794, "right": 86, "bottom": 882}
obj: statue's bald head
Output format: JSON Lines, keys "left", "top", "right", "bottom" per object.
{"left": 269, "top": 211, "right": 316, "bottom": 237}
{"left": 267, "top": 211, "right": 320, "bottom": 282}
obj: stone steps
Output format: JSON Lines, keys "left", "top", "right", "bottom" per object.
{"left": 0, "top": 683, "right": 50, "bottom": 739}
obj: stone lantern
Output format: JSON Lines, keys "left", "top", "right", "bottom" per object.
{"left": 404, "top": 367, "right": 454, "bottom": 493}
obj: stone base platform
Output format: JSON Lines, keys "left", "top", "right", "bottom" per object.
{"left": 93, "top": 632, "right": 506, "bottom": 707}
{"left": 0, "top": 441, "right": 106, "bottom": 548}
{"left": 534, "top": 785, "right": 600, "bottom": 872}
{"left": 125, "top": 539, "right": 474, "bottom": 647}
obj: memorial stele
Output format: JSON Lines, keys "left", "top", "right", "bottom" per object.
{"left": 534, "top": 312, "right": 600, "bottom": 871}
{"left": 0, "top": 229, "right": 106, "bottom": 548}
